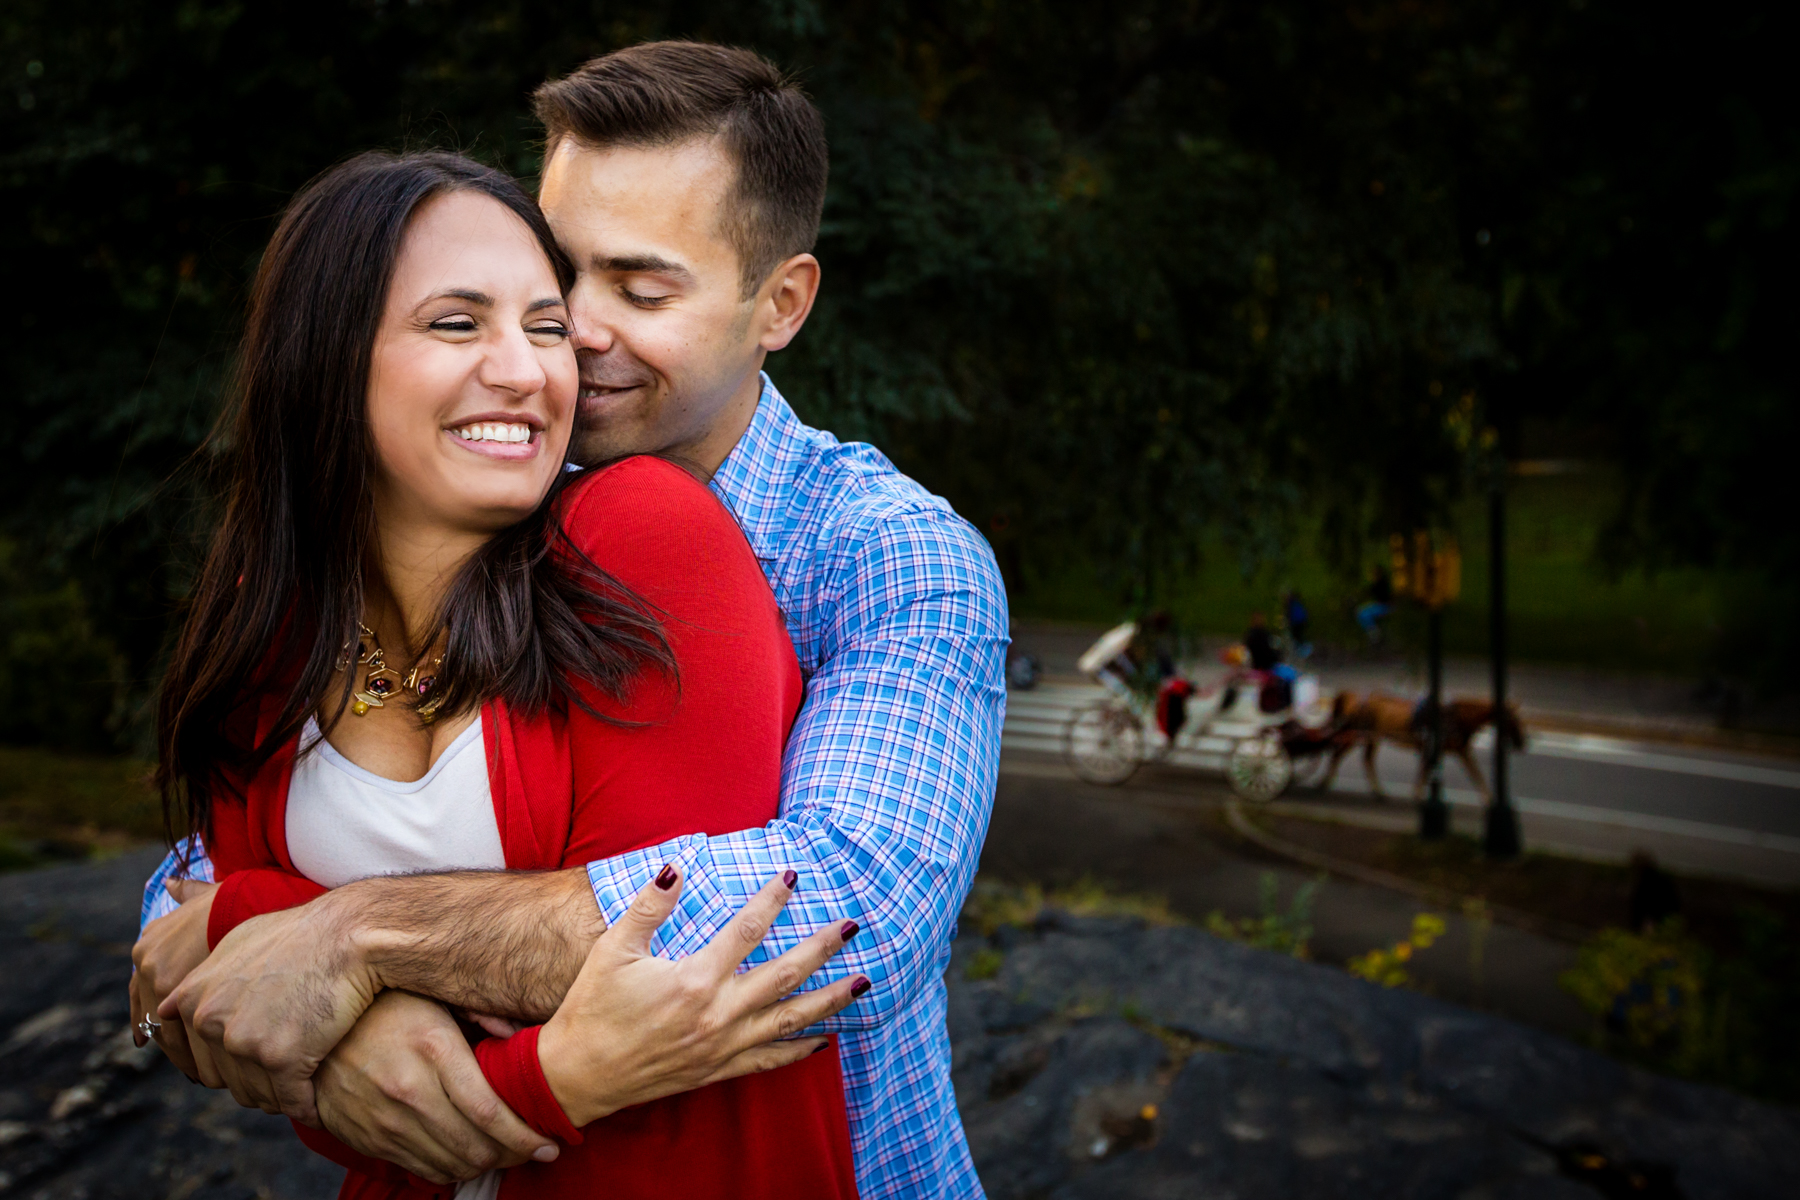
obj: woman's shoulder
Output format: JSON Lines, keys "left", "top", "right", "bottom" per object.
{"left": 561, "top": 453, "right": 721, "bottom": 510}
{"left": 562, "top": 453, "right": 708, "bottom": 503}
{"left": 556, "top": 455, "right": 750, "bottom": 564}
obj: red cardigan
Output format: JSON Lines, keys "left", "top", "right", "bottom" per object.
{"left": 200, "top": 457, "right": 858, "bottom": 1200}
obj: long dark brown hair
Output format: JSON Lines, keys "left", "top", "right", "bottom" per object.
{"left": 156, "top": 150, "right": 671, "bottom": 849}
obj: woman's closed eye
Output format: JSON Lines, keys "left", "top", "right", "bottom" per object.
{"left": 428, "top": 315, "right": 479, "bottom": 335}
{"left": 525, "top": 320, "right": 572, "bottom": 344}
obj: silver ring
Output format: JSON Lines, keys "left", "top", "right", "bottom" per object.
{"left": 137, "top": 1014, "right": 162, "bottom": 1039}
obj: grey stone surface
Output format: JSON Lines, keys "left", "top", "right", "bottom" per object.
{"left": 0, "top": 848, "right": 344, "bottom": 1198}
{"left": 1, "top": 854, "right": 1796, "bottom": 1198}
{"left": 950, "top": 911, "right": 1800, "bottom": 1199}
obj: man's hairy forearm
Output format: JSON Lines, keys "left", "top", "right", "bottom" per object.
{"left": 325, "top": 867, "right": 604, "bottom": 1021}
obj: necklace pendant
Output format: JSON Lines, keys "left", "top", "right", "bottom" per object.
{"left": 350, "top": 621, "right": 446, "bottom": 721}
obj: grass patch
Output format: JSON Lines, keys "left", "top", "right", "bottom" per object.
{"left": 961, "top": 875, "right": 1183, "bottom": 936}
{"left": 0, "top": 744, "right": 159, "bottom": 870}
{"left": 964, "top": 947, "right": 1005, "bottom": 981}
{"left": 1012, "top": 469, "right": 1777, "bottom": 679}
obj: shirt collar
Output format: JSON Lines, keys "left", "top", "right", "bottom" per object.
{"left": 709, "top": 371, "right": 803, "bottom": 551}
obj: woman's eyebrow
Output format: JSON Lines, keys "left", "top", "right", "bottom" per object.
{"left": 525, "top": 297, "right": 568, "bottom": 313}
{"left": 426, "top": 288, "right": 495, "bottom": 306}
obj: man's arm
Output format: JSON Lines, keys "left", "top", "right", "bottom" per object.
{"left": 581, "top": 503, "right": 1008, "bottom": 1028}
{"left": 138, "top": 846, "right": 596, "bottom": 1025}
{"left": 311, "top": 867, "right": 603, "bottom": 1021}
{"left": 226, "top": 501, "right": 1005, "bottom": 1028}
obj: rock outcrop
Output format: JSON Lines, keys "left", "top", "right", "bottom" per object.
{"left": 2, "top": 850, "right": 1796, "bottom": 1198}
{"left": 950, "top": 912, "right": 1798, "bottom": 1199}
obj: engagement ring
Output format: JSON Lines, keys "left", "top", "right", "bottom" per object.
{"left": 136, "top": 1014, "right": 162, "bottom": 1039}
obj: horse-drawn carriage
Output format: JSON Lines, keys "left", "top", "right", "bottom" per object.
{"left": 1060, "top": 623, "right": 1523, "bottom": 803}
{"left": 1062, "top": 622, "right": 1353, "bottom": 801}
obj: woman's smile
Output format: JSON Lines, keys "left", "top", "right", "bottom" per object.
{"left": 446, "top": 413, "right": 546, "bottom": 461}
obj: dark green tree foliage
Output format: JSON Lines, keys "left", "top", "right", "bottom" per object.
{"left": 1, "top": 1, "right": 1792, "bottom": 747}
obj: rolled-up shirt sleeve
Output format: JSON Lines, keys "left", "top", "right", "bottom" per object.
{"left": 140, "top": 838, "right": 214, "bottom": 931}
{"left": 583, "top": 503, "right": 1008, "bottom": 1030}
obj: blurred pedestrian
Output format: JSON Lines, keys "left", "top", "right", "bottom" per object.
{"left": 1129, "top": 609, "right": 1178, "bottom": 684}
{"left": 1244, "top": 611, "right": 1281, "bottom": 671}
{"left": 1281, "top": 588, "right": 1311, "bottom": 659}
{"left": 1354, "top": 566, "right": 1394, "bottom": 645}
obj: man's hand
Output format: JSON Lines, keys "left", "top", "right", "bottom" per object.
{"left": 315, "top": 992, "right": 558, "bottom": 1185}
{"left": 540, "top": 865, "right": 869, "bottom": 1126}
{"left": 158, "top": 867, "right": 601, "bottom": 1127}
{"left": 160, "top": 866, "right": 605, "bottom": 1126}
{"left": 130, "top": 878, "right": 218, "bottom": 1080}
{"left": 162, "top": 896, "right": 381, "bottom": 1125}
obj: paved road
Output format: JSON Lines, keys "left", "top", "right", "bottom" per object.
{"left": 1004, "top": 680, "right": 1800, "bottom": 887}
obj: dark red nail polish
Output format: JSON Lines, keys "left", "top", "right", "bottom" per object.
{"left": 782, "top": 869, "right": 798, "bottom": 889}
{"left": 850, "top": 976, "right": 871, "bottom": 998}
{"left": 655, "top": 864, "right": 678, "bottom": 890}
{"left": 811, "top": 1040, "right": 830, "bottom": 1055}
{"left": 840, "top": 920, "right": 860, "bottom": 943}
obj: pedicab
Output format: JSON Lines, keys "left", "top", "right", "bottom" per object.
{"left": 1061, "top": 622, "right": 1347, "bottom": 801}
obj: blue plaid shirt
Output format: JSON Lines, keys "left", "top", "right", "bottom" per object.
{"left": 143, "top": 375, "right": 1008, "bottom": 1198}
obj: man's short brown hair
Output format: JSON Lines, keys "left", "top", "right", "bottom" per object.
{"left": 534, "top": 41, "right": 827, "bottom": 297}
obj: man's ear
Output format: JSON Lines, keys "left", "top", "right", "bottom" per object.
{"left": 757, "top": 253, "right": 822, "bottom": 353}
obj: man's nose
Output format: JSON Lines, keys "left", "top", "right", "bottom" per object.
{"left": 568, "top": 288, "right": 615, "bottom": 354}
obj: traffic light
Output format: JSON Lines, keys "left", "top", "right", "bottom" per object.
{"left": 1389, "top": 531, "right": 1461, "bottom": 610}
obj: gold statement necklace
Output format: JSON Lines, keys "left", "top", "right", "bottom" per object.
{"left": 341, "top": 622, "right": 445, "bottom": 722}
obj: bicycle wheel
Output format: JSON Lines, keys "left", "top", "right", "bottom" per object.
{"left": 1064, "top": 701, "right": 1144, "bottom": 786}
{"left": 1227, "top": 733, "right": 1293, "bottom": 803}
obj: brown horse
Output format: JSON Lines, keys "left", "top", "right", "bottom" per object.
{"left": 1318, "top": 692, "right": 1525, "bottom": 802}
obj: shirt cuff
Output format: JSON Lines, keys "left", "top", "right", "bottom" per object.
{"left": 474, "top": 1026, "right": 584, "bottom": 1144}
{"left": 585, "top": 834, "right": 724, "bottom": 962}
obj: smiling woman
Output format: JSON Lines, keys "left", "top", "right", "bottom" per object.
{"left": 154, "top": 151, "right": 671, "bottom": 853}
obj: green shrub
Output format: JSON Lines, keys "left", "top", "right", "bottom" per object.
{"left": 1347, "top": 912, "right": 1448, "bottom": 988}
{"left": 0, "top": 542, "right": 126, "bottom": 751}
{"left": 1204, "top": 871, "right": 1321, "bottom": 959}
{"left": 1560, "top": 913, "right": 1800, "bottom": 1102}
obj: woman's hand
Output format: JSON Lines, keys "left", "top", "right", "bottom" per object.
{"left": 129, "top": 878, "right": 219, "bottom": 1080}
{"left": 538, "top": 864, "right": 869, "bottom": 1127}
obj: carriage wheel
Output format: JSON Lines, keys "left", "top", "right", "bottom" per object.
{"left": 1064, "top": 701, "right": 1144, "bottom": 786}
{"left": 1227, "top": 734, "right": 1293, "bottom": 803}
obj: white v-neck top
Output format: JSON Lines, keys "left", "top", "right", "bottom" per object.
{"left": 286, "top": 715, "right": 506, "bottom": 1200}
{"left": 286, "top": 715, "right": 505, "bottom": 890}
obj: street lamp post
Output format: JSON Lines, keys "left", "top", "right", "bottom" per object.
{"left": 1484, "top": 471, "right": 1522, "bottom": 859}
{"left": 1419, "top": 605, "right": 1449, "bottom": 839}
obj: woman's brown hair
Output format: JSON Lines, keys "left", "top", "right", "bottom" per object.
{"left": 156, "top": 150, "right": 670, "bottom": 851}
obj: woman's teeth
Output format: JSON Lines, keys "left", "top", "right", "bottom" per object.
{"left": 452, "top": 422, "right": 533, "bottom": 444}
